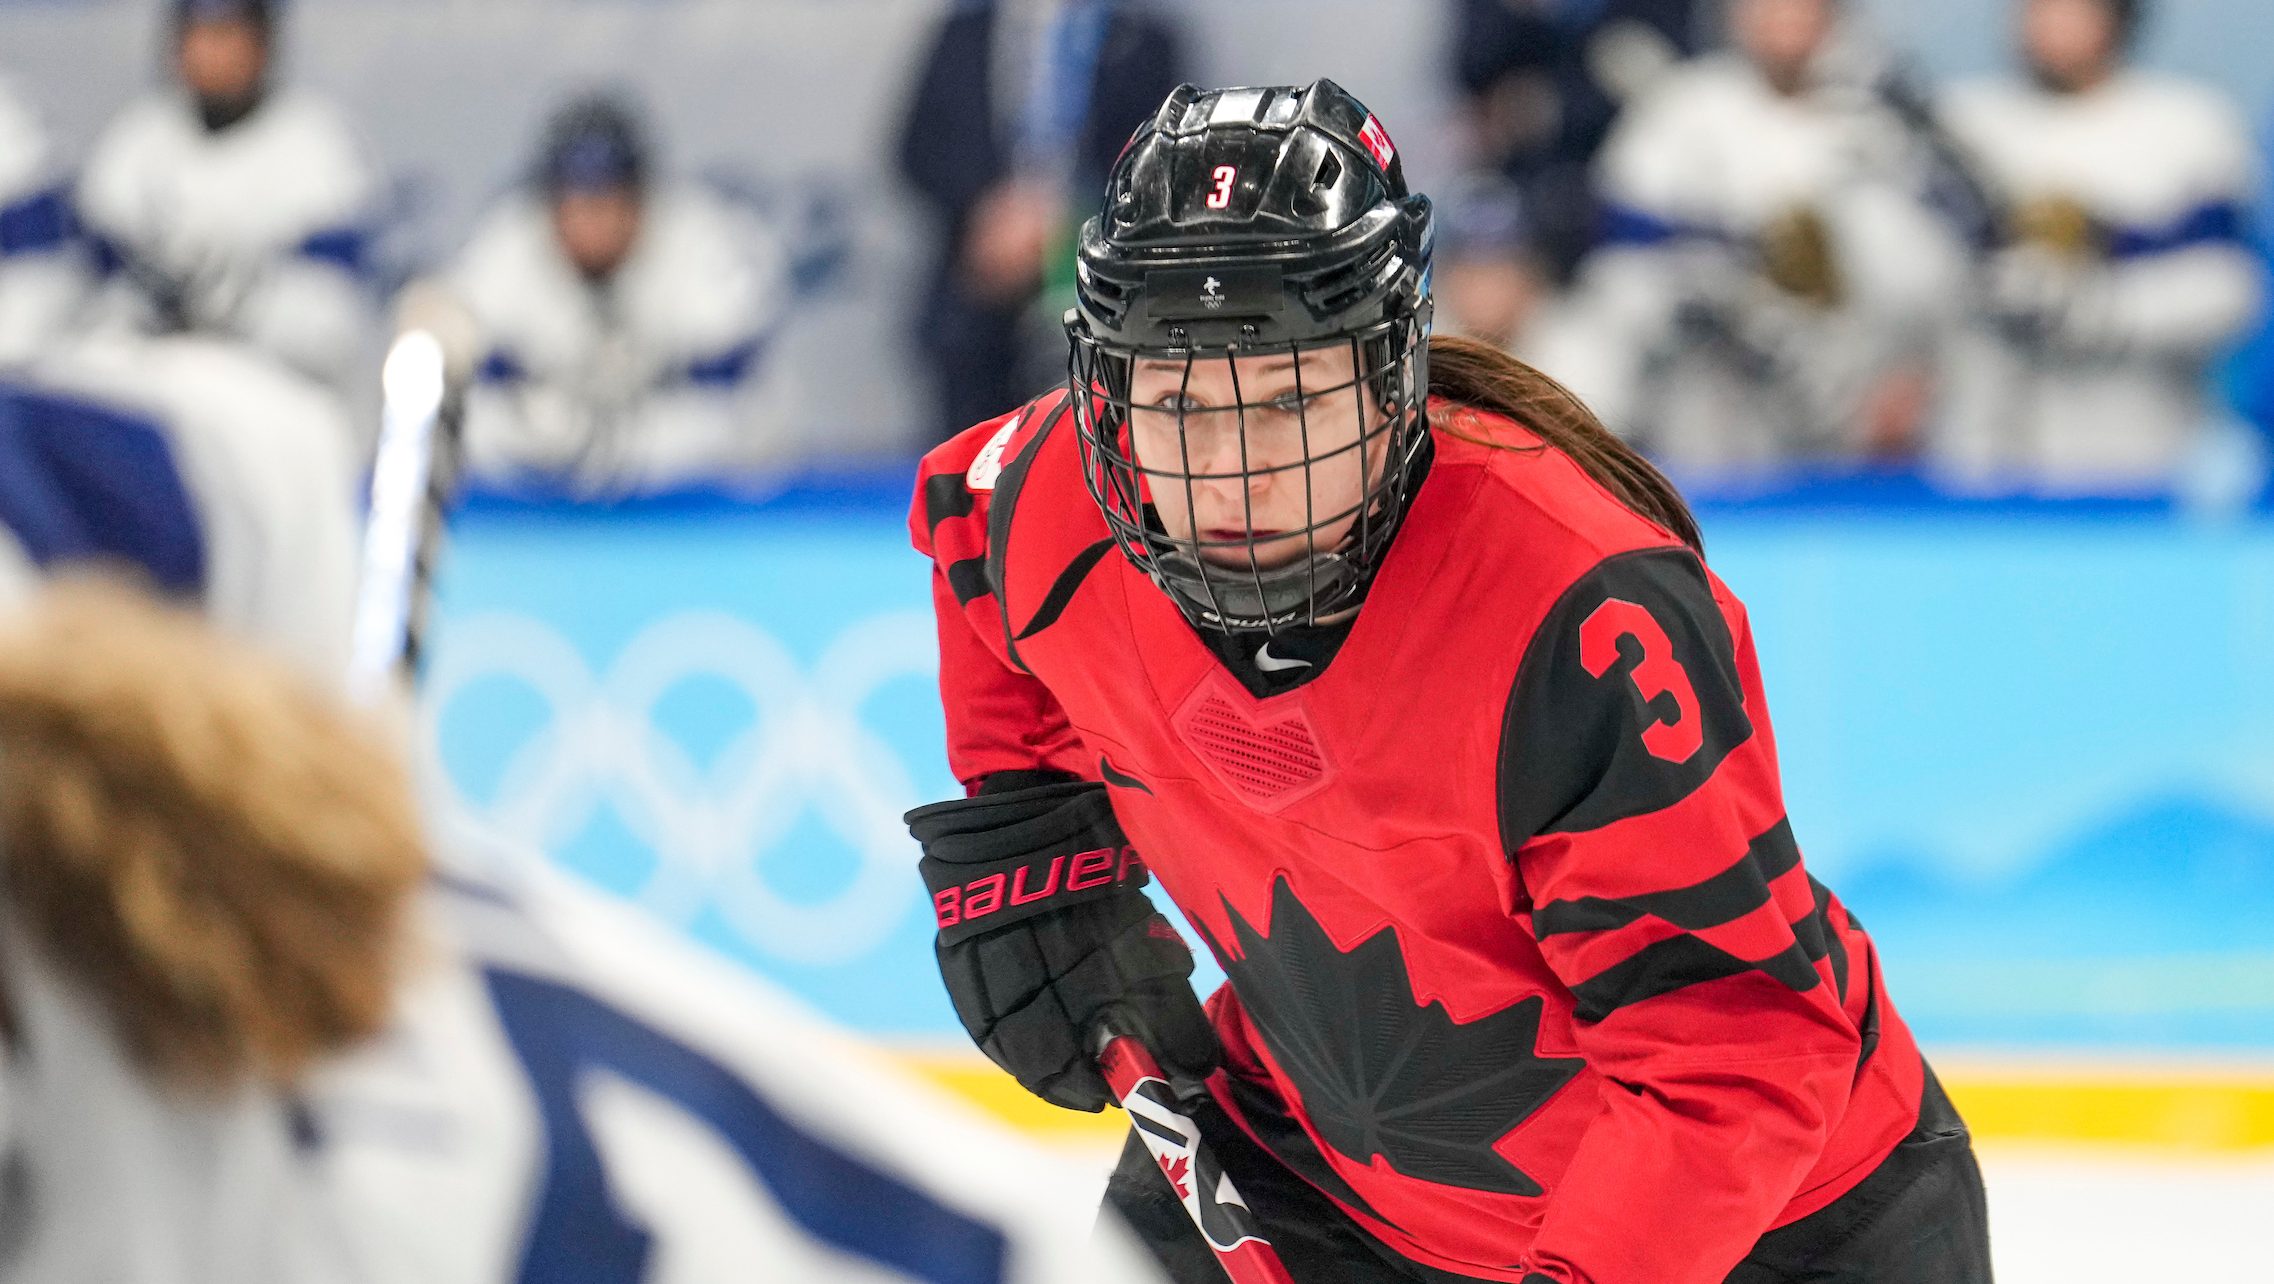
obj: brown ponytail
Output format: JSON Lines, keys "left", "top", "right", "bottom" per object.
{"left": 1424, "top": 334, "right": 1703, "bottom": 555}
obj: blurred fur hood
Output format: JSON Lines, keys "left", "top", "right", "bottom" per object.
{"left": 0, "top": 578, "right": 427, "bottom": 1094}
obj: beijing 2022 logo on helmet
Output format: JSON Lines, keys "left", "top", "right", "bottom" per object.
{"left": 420, "top": 609, "right": 938, "bottom": 967}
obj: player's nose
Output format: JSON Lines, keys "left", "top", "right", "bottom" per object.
{"left": 1186, "top": 447, "right": 1276, "bottom": 514}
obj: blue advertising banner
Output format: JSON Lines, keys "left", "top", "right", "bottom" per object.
{"left": 425, "top": 496, "right": 960, "bottom": 1033}
{"left": 422, "top": 490, "right": 2274, "bottom": 1052}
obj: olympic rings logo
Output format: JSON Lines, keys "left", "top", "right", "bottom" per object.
{"left": 417, "top": 609, "right": 939, "bottom": 966}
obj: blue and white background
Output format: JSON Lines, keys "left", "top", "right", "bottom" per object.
{"left": 12, "top": 2, "right": 2273, "bottom": 1272}
{"left": 422, "top": 484, "right": 2274, "bottom": 1055}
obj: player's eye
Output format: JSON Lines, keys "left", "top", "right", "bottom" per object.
{"left": 1149, "top": 393, "right": 1205, "bottom": 415}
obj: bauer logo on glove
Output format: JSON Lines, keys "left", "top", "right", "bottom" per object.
{"left": 927, "top": 841, "right": 1147, "bottom": 940}
{"left": 906, "top": 777, "right": 1221, "bottom": 1112}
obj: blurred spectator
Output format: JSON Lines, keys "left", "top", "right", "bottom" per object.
{"left": 75, "top": 0, "right": 380, "bottom": 397}
{"left": 1566, "top": 0, "right": 1964, "bottom": 479}
{"left": 2223, "top": 111, "right": 2274, "bottom": 471}
{"left": 450, "top": 93, "right": 793, "bottom": 498}
{"left": 1936, "top": 0, "right": 2261, "bottom": 494}
{"left": 0, "top": 78, "right": 84, "bottom": 364}
{"left": 1431, "top": 171, "right": 1603, "bottom": 382}
{"left": 1434, "top": 173, "right": 1553, "bottom": 351}
{"left": 898, "top": 0, "right": 1184, "bottom": 442}
{"left": 1449, "top": 0, "right": 1702, "bottom": 285}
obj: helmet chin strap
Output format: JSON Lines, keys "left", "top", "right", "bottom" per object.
{"left": 1149, "top": 544, "right": 1362, "bottom": 633}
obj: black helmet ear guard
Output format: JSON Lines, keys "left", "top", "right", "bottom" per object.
{"left": 1068, "top": 79, "right": 1436, "bottom": 635}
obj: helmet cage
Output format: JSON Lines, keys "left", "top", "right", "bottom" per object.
{"left": 1069, "top": 311, "right": 1430, "bottom": 634}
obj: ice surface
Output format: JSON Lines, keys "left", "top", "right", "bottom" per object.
{"left": 1980, "top": 1145, "right": 2274, "bottom": 1283}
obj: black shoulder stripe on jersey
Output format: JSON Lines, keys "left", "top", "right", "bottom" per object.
{"left": 987, "top": 398, "right": 1071, "bottom": 675}
{"left": 1570, "top": 936, "right": 1750, "bottom": 1023}
{"left": 1568, "top": 930, "right": 1823, "bottom": 1024}
{"left": 1750, "top": 938, "right": 1825, "bottom": 992}
{"left": 922, "top": 470, "right": 975, "bottom": 536}
{"left": 1804, "top": 875, "right": 1848, "bottom": 1000}
{"left": 1531, "top": 817, "right": 1799, "bottom": 939}
{"left": 945, "top": 555, "right": 992, "bottom": 608}
{"left": 1014, "top": 537, "right": 1117, "bottom": 641}
{"left": 1499, "top": 548, "right": 1755, "bottom": 855}
{"left": 1853, "top": 937, "right": 1882, "bottom": 1070}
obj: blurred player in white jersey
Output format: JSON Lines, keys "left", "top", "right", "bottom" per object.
{"left": 76, "top": 0, "right": 381, "bottom": 397}
{"left": 0, "top": 332, "right": 360, "bottom": 676}
{"left": 0, "top": 340, "right": 1159, "bottom": 1283}
{"left": 451, "top": 93, "right": 794, "bottom": 498}
{"left": 0, "top": 333, "right": 368, "bottom": 1282}
{"left": 1568, "top": 0, "right": 1965, "bottom": 478}
{"left": 1936, "top": 0, "right": 2261, "bottom": 493}
{"left": 0, "top": 78, "right": 84, "bottom": 364}
{"left": 0, "top": 580, "right": 420, "bottom": 1284}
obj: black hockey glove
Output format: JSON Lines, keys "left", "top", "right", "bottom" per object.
{"left": 906, "top": 778, "right": 1220, "bottom": 1112}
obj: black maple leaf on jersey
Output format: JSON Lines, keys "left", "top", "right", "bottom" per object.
{"left": 1196, "top": 877, "right": 1586, "bottom": 1196}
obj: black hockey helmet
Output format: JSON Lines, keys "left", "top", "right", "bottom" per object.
{"left": 1068, "top": 79, "right": 1435, "bottom": 634}
{"left": 537, "top": 93, "right": 652, "bottom": 197}
{"left": 174, "top": 0, "right": 275, "bottom": 33}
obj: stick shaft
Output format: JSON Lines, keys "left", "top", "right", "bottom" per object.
{"left": 347, "top": 328, "right": 465, "bottom": 705}
{"left": 1099, "top": 1034, "right": 1296, "bottom": 1284}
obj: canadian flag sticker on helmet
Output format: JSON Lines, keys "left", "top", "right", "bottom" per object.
{"left": 1358, "top": 114, "right": 1396, "bottom": 171}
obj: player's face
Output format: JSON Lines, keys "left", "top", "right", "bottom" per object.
{"left": 1127, "top": 344, "right": 1389, "bottom": 572}
{"left": 176, "top": 18, "right": 267, "bottom": 107}
{"left": 2022, "top": 0, "right": 2122, "bottom": 89}
{"left": 1732, "top": 0, "right": 1837, "bottom": 90}
{"left": 551, "top": 189, "right": 644, "bottom": 280}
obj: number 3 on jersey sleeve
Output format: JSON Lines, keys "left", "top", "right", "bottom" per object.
{"left": 1497, "top": 549, "right": 1755, "bottom": 846}
{"left": 1579, "top": 599, "right": 1702, "bottom": 764}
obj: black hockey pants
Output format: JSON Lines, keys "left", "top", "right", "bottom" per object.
{"left": 1101, "top": 1066, "right": 1993, "bottom": 1284}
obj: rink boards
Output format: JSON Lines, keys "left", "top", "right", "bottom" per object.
{"left": 423, "top": 481, "right": 2274, "bottom": 1149}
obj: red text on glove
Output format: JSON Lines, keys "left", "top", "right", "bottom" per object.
{"left": 933, "top": 846, "right": 1148, "bottom": 930}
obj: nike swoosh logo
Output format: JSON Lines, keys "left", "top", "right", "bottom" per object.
{"left": 1254, "top": 643, "right": 1314, "bottom": 674}
{"left": 1099, "top": 756, "right": 1153, "bottom": 794}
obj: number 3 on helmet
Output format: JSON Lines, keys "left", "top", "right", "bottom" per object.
{"left": 1205, "top": 165, "right": 1236, "bottom": 210}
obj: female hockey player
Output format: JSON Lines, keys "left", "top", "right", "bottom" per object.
{"left": 908, "top": 81, "right": 1992, "bottom": 1283}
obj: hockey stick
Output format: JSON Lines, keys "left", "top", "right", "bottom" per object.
{"left": 345, "top": 283, "right": 478, "bottom": 706}
{"left": 1098, "top": 1031, "right": 1296, "bottom": 1284}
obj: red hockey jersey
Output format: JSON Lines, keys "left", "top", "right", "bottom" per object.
{"left": 911, "top": 392, "right": 1926, "bottom": 1284}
